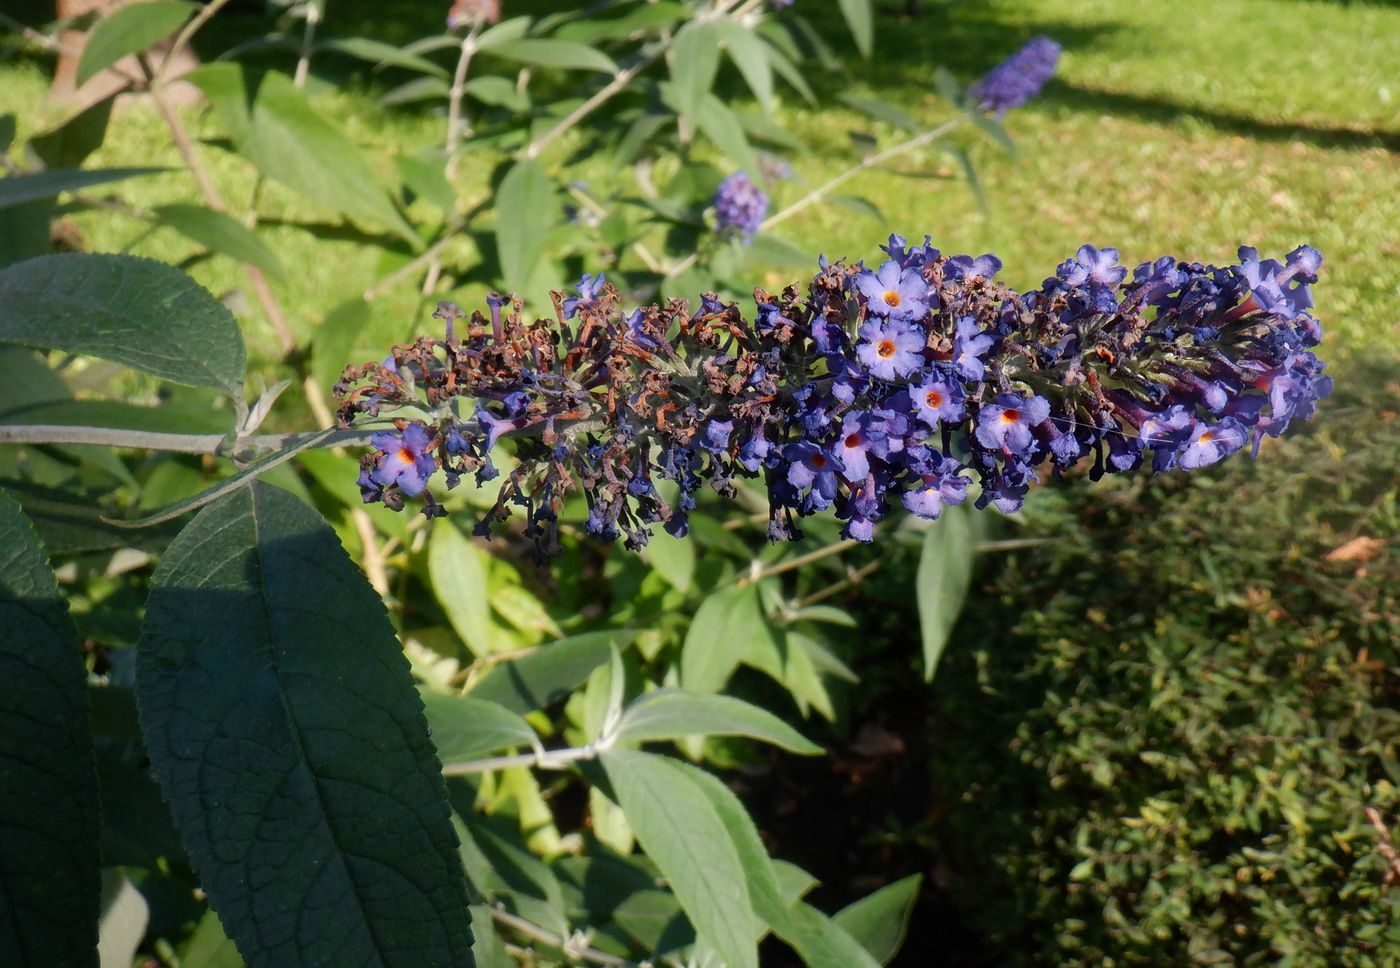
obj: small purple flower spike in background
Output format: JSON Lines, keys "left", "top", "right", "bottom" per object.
{"left": 971, "top": 37, "right": 1062, "bottom": 116}
{"left": 337, "top": 234, "right": 1331, "bottom": 559}
{"left": 714, "top": 171, "right": 769, "bottom": 242}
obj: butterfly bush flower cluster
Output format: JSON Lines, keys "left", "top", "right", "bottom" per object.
{"left": 713, "top": 172, "right": 769, "bottom": 242}
{"left": 335, "top": 238, "right": 1330, "bottom": 558}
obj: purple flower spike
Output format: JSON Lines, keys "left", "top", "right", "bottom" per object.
{"left": 856, "top": 259, "right": 929, "bottom": 320}
{"left": 971, "top": 37, "right": 1061, "bottom": 115}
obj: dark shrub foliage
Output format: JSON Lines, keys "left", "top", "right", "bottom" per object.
{"left": 931, "top": 359, "right": 1400, "bottom": 965}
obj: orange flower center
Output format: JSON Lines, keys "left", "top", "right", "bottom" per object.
{"left": 845, "top": 434, "right": 861, "bottom": 449}
{"left": 999, "top": 409, "right": 1021, "bottom": 424}
{"left": 1198, "top": 430, "right": 1214, "bottom": 443}
{"left": 811, "top": 454, "right": 827, "bottom": 468}
{"left": 883, "top": 290, "right": 901, "bottom": 307}
{"left": 877, "top": 340, "right": 897, "bottom": 358}
{"left": 398, "top": 447, "right": 415, "bottom": 463}
{"left": 925, "top": 391, "right": 943, "bottom": 408}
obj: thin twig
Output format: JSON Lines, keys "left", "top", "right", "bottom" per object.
{"left": 792, "top": 558, "right": 882, "bottom": 608}
{"left": 292, "top": 0, "right": 320, "bottom": 89}
{"left": 363, "top": 217, "right": 467, "bottom": 301}
{"left": 441, "top": 743, "right": 600, "bottom": 777}
{"left": 737, "top": 537, "right": 861, "bottom": 586}
{"left": 0, "top": 423, "right": 371, "bottom": 455}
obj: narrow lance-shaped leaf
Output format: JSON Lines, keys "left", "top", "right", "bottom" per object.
{"left": 187, "top": 64, "right": 419, "bottom": 244}
{"left": 669, "top": 21, "right": 720, "bottom": 119}
{"left": 614, "top": 689, "right": 822, "bottom": 754}
{"left": 0, "top": 487, "right": 101, "bottom": 968}
{"left": 916, "top": 505, "right": 975, "bottom": 680}
{"left": 467, "top": 630, "right": 634, "bottom": 715}
{"left": 831, "top": 874, "right": 924, "bottom": 965}
{"left": 836, "top": 0, "right": 873, "bottom": 59}
{"left": 135, "top": 482, "right": 474, "bottom": 968}
{"left": 493, "top": 158, "right": 553, "bottom": 298}
{"left": 76, "top": 1, "right": 194, "bottom": 86}
{"left": 0, "top": 167, "right": 165, "bottom": 211}
{"left": 153, "top": 204, "right": 285, "bottom": 280}
{"left": 0, "top": 253, "right": 246, "bottom": 397}
{"left": 601, "top": 750, "right": 759, "bottom": 968}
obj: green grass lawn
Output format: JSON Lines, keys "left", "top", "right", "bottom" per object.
{"left": 2, "top": 0, "right": 1396, "bottom": 377}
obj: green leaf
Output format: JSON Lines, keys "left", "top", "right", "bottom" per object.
{"left": 916, "top": 504, "right": 975, "bottom": 680}
{"left": 0, "top": 253, "right": 246, "bottom": 396}
{"left": 838, "top": 93, "right": 920, "bottom": 133}
{"left": 494, "top": 158, "right": 553, "bottom": 297}
{"left": 831, "top": 874, "right": 923, "bottom": 965}
{"left": 397, "top": 152, "right": 456, "bottom": 213}
{"left": 152, "top": 203, "right": 285, "bottom": 279}
{"left": 76, "top": 1, "right": 194, "bottom": 86}
{"left": 0, "top": 166, "right": 165, "bottom": 210}
{"left": 181, "top": 910, "right": 244, "bottom": 968}
{"left": 378, "top": 76, "right": 451, "bottom": 107}
{"left": 669, "top": 21, "right": 721, "bottom": 119}
{"left": 468, "top": 630, "right": 633, "bottom": 715}
{"left": 187, "top": 64, "right": 418, "bottom": 244}
{"left": 828, "top": 194, "right": 884, "bottom": 222}
{"left": 316, "top": 36, "right": 449, "bottom": 78}
{"left": 310, "top": 297, "right": 370, "bottom": 394}
{"left": 0, "top": 488, "right": 101, "bottom": 968}
{"left": 614, "top": 689, "right": 822, "bottom": 754}
{"left": 715, "top": 20, "right": 774, "bottom": 112}
{"left": 135, "top": 483, "right": 474, "bottom": 968}
{"left": 0, "top": 113, "right": 14, "bottom": 153}
{"left": 483, "top": 39, "right": 617, "bottom": 74}
{"left": 29, "top": 96, "right": 115, "bottom": 169}
{"left": 836, "top": 0, "right": 873, "bottom": 58}
{"left": 641, "top": 533, "right": 695, "bottom": 592}
{"left": 969, "top": 110, "right": 1018, "bottom": 157}
{"left": 429, "top": 521, "right": 501, "bottom": 656}
{"left": 694, "top": 94, "right": 761, "bottom": 175}
{"left": 780, "top": 903, "right": 885, "bottom": 968}
{"left": 601, "top": 750, "right": 758, "bottom": 968}
{"left": 762, "top": 40, "right": 816, "bottom": 106}
{"left": 749, "top": 232, "right": 810, "bottom": 267}
{"left": 462, "top": 76, "right": 529, "bottom": 112}
{"left": 420, "top": 691, "right": 536, "bottom": 762}
{"left": 681, "top": 583, "right": 779, "bottom": 694}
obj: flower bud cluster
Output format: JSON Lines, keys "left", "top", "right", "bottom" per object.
{"left": 335, "top": 240, "right": 1330, "bottom": 558}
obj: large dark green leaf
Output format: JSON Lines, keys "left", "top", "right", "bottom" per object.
{"left": 0, "top": 253, "right": 246, "bottom": 397}
{"left": 135, "top": 483, "right": 474, "bottom": 968}
{"left": 76, "top": 0, "right": 194, "bottom": 86}
{"left": 0, "top": 488, "right": 101, "bottom": 968}
{"left": 493, "top": 158, "right": 553, "bottom": 297}
{"left": 0, "top": 167, "right": 165, "bottom": 210}
{"left": 187, "top": 64, "right": 418, "bottom": 244}
{"left": 916, "top": 505, "right": 975, "bottom": 680}
{"left": 601, "top": 750, "right": 758, "bottom": 968}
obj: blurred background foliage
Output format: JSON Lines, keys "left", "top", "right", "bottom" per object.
{"left": 2, "top": 0, "right": 1398, "bottom": 965}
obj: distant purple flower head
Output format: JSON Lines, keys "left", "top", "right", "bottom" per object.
{"left": 856, "top": 318, "right": 925, "bottom": 380}
{"left": 714, "top": 172, "right": 768, "bottom": 241}
{"left": 368, "top": 424, "right": 437, "bottom": 498}
{"left": 971, "top": 36, "right": 1061, "bottom": 115}
{"left": 447, "top": 0, "right": 500, "bottom": 29}
{"left": 856, "top": 260, "right": 929, "bottom": 319}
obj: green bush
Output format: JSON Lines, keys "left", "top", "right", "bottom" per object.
{"left": 931, "top": 361, "right": 1400, "bottom": 966}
